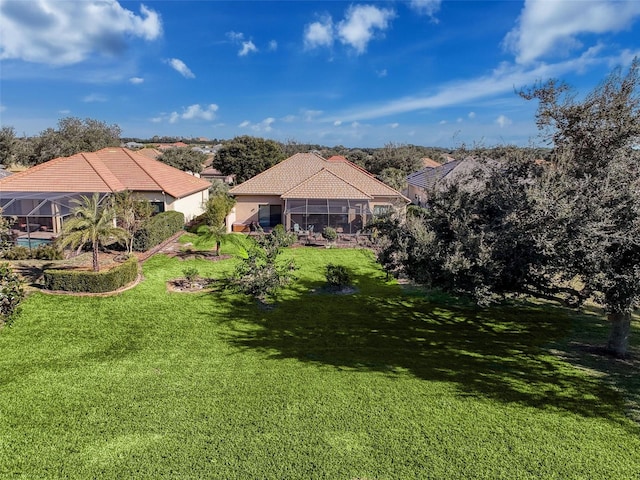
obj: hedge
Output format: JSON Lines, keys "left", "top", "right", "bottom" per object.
{"left": 43, "top": 256, "right": 139, "bottom": 293}
{"left": 133, "top": 211, "right": 185, "bottom": 252}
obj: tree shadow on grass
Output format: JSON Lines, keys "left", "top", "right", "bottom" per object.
{"left": 213, "top": 273, "right": 637, "bottom": 430}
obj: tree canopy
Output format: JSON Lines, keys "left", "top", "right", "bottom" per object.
{"left": 213, "top": 136, "right": 285, "bottom": 183}
{"left": 374, "top": 59, "right": 640, "bottom": 357}
{"left": 0, "top": 117, "right": 121, "bottom": 167}
{"left": 157, "top": 147, "right": 208, "bottom": 173}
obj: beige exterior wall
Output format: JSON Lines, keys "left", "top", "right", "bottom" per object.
{"left": 137, "top": 189, "right": 209, "bottom": 222}
{"left": 231, "top": 195, "right": 283, "bottom": 227}
{"left": 171, "top": 189, "right": 209, "bottom": 222}
{"left": 406, "top": 185, "right": 426, "bottom": 205}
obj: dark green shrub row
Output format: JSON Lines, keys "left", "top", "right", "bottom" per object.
{"left": 2, "top": 244, "right": 63, "bottom": 261}
{"left": 132, "top": 211, "right": 185, "bottom": 251}
{"left": 43, "top": 257, "right": 138, "bottom": 293}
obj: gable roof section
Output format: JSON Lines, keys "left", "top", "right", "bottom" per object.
{"left": 0, "top": 147, "right": 211, "bottom": 199}
{"left": 282, "top": 169, "right": 371, "bottom": 199}
{"left": 230, "top": 152, "right": 408, "bottom": 201}
{"left": 407, "top": 159, "right": 463, "bottom": 190}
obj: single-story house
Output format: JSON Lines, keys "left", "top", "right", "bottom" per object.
{"left": 406, "top": 157, "right": 499, "bottom": 205}
{"left": 226, "top": 152, "right": 410, "bottom": 234}
{"left": 0, "top": 147, "right": 211, "bottom": 237}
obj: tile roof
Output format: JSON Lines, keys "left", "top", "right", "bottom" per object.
{"left": 421, "top": 157, "right": 442, "bottom": 168}
{"left": 0, "top": 147, "right": 211, "bottom": 199}
{"left": 230, "top": 152, "right": 408, "bottom": 200}
{"left": 407, "top": 159, "right": 463, "bottom": 190}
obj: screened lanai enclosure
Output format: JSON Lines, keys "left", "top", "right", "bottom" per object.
{"left": 284, "top": 198, "right": 372, "bottom": 235}
{"left": 0, "top": 191, "right": 109, "bottom": 247}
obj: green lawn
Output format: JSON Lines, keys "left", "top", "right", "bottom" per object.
{"left": 0, "top": 246, "right": 638, "bottom": 479}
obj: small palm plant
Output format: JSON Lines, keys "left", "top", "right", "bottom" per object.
{"left": 58, "top": 193, "right": 128, "bottom": 272}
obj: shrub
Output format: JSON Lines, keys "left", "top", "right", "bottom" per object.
{"left": 32, "top": 244, "right": 63, "bottom": 260}
{"left": 322, "top": 226, "right": 337, "bottom": 242}
{"left": 325, "top": 264, "right": 352, "bottom": 288}
{"left": 2, "top": 244, "right": 63, "bottom": 261}
{"left": 43, "top": 257, "right": 138, "bottom": 293}
{"left": 0, "top": 263, "right": 25, "bottom": 325}
{"left": 270, "top": 224, "right": 296, "bottom": 247}
{"left": 2, "top": 246, "right": 30, "bottom": 260}
{"left": 132, "top": 211, "right": 185, "bottom": 251}
{"left": 226, "top": 235, "right": 297, "bottom": 303}
{"left": 182, "top": 266, "right": 199, "bottom": 284}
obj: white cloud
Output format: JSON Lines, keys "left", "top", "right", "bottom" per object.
{"left": 408, "top": 0, "right": 442, "bottom": 18}
{"left": 328, "top": 47, "right": 621, "bottom": 122}
{"left": 226, "top": 31, "right": 245, "bottom": 42}
{"left": 334, "top": 120, "right": 342, "bottom": 126}
{"left": 239, "top": 41, "right": 258, "bottom": 56}
{"left": 338, "top": 5, "right": 395, "bottom": 54}
{"left": 238, "top": 118, "right": 276, "bottom": 132}
{"left": 268, "top": 40, "right": 278, "bottom": 51}
{"left": 468, "top": 111, "right": 476, "bottom": 119}
{"left": 496, "top": 115, "right": 512, "bottom": 127}
{"left": 182, "top": 104, "right": 218, "bottom": 121}
{"left": 439, "top": 120, "right": 447, "bottom": 125}
{"left": 167, "top": 58, "right": 195, "bottom": 78}
{"left": 82, "top": 93, "right": 107, "bottom": 103}
{"left": 254, "top": 117, "right": 275, "bottom": 132}
{"left": 161, "top": 104, "right": 218, "bottom": 124}
{"left": 377, "top": 69, "right": 388, "bottom": 78}
{"left": 303, "top": 109, "right": 323, "bottom": 122}
{"left": 0, "top": 0, "right": 162, "bottom": 65}
{"left": 504, "top": 0, "right": 640, "bottom": 64}
{"left": 0, "top": 104, "right": 6, "bottom": 112}
{"left": 129, "top": 77, "right": 144, "bottom": 85}
{"left": 304, "top": 16, "right": 334, "bottom": 49}
{"left": 389, "top": 122, "right": 399, "bottom": 128}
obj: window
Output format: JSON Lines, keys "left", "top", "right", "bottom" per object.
{"left": 373, "top": 205, "right": 391, "bottom": 217}
{"left": 150, "top": 201, "right": 165, "bottom": 215}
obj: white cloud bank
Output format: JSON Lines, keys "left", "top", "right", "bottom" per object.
{"left": 0, "top": 0, "right": 162, "bottom": 65}
{"left": 504, "top": 0, "right": 640, "bottom": 64}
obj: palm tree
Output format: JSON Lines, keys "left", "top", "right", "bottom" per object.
{"left": 203, "top": 193, "right": 236, "bottom": 255}
{"left": 59, "top": 193, "right": 128, "bottom": 272}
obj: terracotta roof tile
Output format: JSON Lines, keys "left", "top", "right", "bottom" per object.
{"left": 0, "top": 147, "right": 211, "bottom": 199}
{"left": 229, "top": 152, "right": 408, "bottom": 201}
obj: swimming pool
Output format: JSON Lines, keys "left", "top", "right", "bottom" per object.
{"left": 15, "top": 238, "right": 52, "bottom": 248}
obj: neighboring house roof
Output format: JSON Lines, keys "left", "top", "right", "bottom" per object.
{"left": 407, "top": 159, "right": 463, "bottom": 190}
{"left": 135, "top": 148, "right": 162, "bottom": 160}
{"left": 0, "top": 147, "right": 211, "bottom": 199}
{"left": 229, "top": 152, "right": 408, "bottom": 201}
{"left": 421, "top": 157, "right": 441, "bottom": 168}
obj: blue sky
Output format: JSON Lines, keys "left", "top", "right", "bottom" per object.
{"left": 1, "top": 0, "right": 639, "bottom": 148}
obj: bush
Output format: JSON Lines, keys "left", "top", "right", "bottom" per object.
{"left": 2, "top": 246, "right": 30, "bottom": 260}
{"left": 325, "top": 264, "right": 352, "bottom": 288}
{"left": 0, "top": 263, "right": 25, "bottom": 325}
{"left": 271, "top": 224, "right": 296, "bottom": 247}
{"left": 182, "top": 266, "right": 199, "bottom": 284}
{"left": 43, "top": 257, "right": 138, "bottom": 293}
{"left": 322, "top": 227, "right": 337, "bottom": 242}
{"left": 1, "top": 244, "right": 63, "bottom": 260}
{"left": 132, "top": 211, "right": 185, "bottom": 251}
{"left": 32, "top": 244, "right": 63, "bottom": 260}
